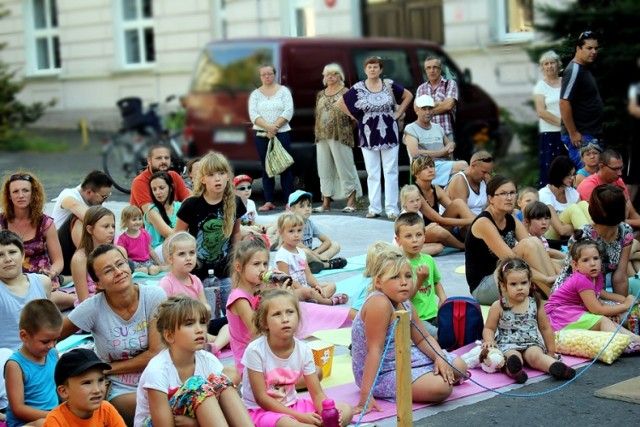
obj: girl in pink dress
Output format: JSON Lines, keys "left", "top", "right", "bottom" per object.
{"left": 545, "top": 231, "right": 640, "bottom": 353}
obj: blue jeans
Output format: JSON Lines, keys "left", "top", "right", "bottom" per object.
{"left": 561, "top": 133, "right": 604, "bottom": 169}
{"left": 254, "top": 131, "right": 294, "bottom": 204}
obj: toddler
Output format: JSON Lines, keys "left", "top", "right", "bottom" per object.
{"left": 45, "top": 348, "right": 126, "bottom": 426}
{"left": 523, "top": 201, "right": 565, "bottom": 265}
{"left": 275, "top": 212, "right": 347, "bottom": 305}
{"left": 159, "top": 232, "right": 230, "bottom": 355}
{"left": 288, "top": 190, "right": 347, "bottom": 273}
{"left": 545, "top": 232, "right": 640, "bottom": 353}
{"left": 395, "top": 212, "right": 447, "bottom": 336}
{"left": 116, "top": 205, "right": 162, "bottom": 270}
{"left": 234, "top": 174, "right": 271, "bottom": 243}
{"left": 134, "top": 296, "right": 252, "bottom": 426}
{"left": 5, "top": 299, "right": 62, "bottom": 427}
{"left": 515, "top": 186, "right": 538, "bottom": 222}
{"left": 242, "top": 289, "right": 353, "bottom": 426}
{"left": 351, "top": 244, "right": 466, "bottom": 414}
{"left": 483, "top": 257, "right": 576, "bottom": 384}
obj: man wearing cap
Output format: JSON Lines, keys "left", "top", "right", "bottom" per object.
{"left": 403, "top": 95, "right": 468, "bottom": 187}
{"left": 560, "top": 31, "right": 604, "bottom": 168}
{"left": 46, "top": 348, "right": 126, "bottom": 426}
{"left": 446, "top": 151, "right": 494, "bottom": 215}
{"left": 416, "top": 56, "right": 458, "bottom": 142}
{"left": 577, "top": 149, "right": 640, "bottom": 231}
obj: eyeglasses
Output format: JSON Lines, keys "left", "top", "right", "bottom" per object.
{"left": 98, "top": 192, "right": 112, "bottom": 201}
{"left": 602, "top": 163, "right": 625, "bottom": 172}
{"left": 578, "top": 30, "right": 595, "bottom": 41}
{"left": 425, "top": 66, "right": 441, "bottom": 71}
{"left": 260, "top": 73, "right": 274, "bottom": 77}
{"left": 582, "top": 150, "right": 600, "bottom": 157}
{"left": 367, "top": 56, "right": 382, "bottom": 60}
{"left": 494, "top": 191, "right": 517, "bottom": 198}
{"left": 10, "top": 174, "right": 32, "bottom": 182}
{"left": 236, "top": 185, "right": 252, "bottom": 191}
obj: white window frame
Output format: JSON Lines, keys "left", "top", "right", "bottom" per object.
{"left": 113, "top": 0, "right": 155, "bottom": 69}
{"left": 23, "top": 0, "right": 61, "bottom": 75}
{"left": 281, "top": 0, "right": 316, "bottom": 37}
{"left": 492, "top": 0, "right": 534, "bottom": 43}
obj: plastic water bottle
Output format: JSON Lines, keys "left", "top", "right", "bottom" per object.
{"left": 321, "top": 399, "right": 340, "bottom": 427}
{"left": 202, "top": 269, "right": 220, "bottom": 318}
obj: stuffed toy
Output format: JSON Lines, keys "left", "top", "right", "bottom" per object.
{"left": 460, "top": 341, "right": 506, "bottom": 373}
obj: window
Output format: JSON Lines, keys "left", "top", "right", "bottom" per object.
{"left": 493, "top": 0, "right": 534, "bottom": 43}
{"left": 117, "top": 0, "right": 155, "bottom": 67}
{"left": 417, "top": 50, "right": 459, "bottom": 83}
{"left": 26, "top": 0, "right": 61, "bottom": 73}
{"left": 353, "top": 50, "right": 413, "bottom": 90}
{"left": 288, "top": 0, "right": 315, "bottom": 37}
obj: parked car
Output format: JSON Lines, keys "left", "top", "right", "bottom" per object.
{"left": 186, "top": 37, "right": 505, "bottom": 194}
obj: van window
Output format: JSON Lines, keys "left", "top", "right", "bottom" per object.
{"left": 417, "top": 49, "right": 459, "bottom": 83}
{"left": 190, "top": 42, "right": 277, "bottom": 93}
{"left": 353, "top": 49, "right": 413, "bottom": 89}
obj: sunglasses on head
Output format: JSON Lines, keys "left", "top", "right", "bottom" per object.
{"left": 10, "top": 174, "right": 32, "bottom": 182}
{"left": 236, "top": 185, "right": 252, "bottom": 191}
{"left": 474, "top": 156, "right": 494, "bottom": 163}
{"left": 578, "top": 30, "right": 595, "bottom": 41}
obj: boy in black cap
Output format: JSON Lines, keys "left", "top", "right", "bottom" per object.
{"left": 43, "top": 348, "right": 126, "bottom": 426}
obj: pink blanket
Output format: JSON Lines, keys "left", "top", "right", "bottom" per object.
{"left": 295, "top": 302, "right": 352, "bottom": 338}
{"left": 325, "top": 343, "right": 589, "bottom": 423}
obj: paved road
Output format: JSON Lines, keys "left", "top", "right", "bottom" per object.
{"left": 3, "top": 129, "right": 640, "bottom": 426}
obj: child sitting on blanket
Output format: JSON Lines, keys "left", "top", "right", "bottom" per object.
{"left": 134, "top": 296, "right": 252, "bottom": 427}
{"left": 483, "top": 257, "right": 576, "bottom": 384}
{"left": 234, "top": 174, "right": 270, "bottom": 243}
{"left": 394, "top": 212, "right": 447, "bottom": 336}
{"left": 545, "top": 232, "right": 640, "bottom": 353}
{"left": 522, "top": 201, "right": 564, "bottom": 270}
{"left": 514, "top": 186, "right": 538, "bottom": 222}
{"left": 351, "top": 244, "right": 467, "bottom": 414}
{"left": 242, "top": 289, "right": 353, "bottom": 427}
{"left": 348, "top": 242, "right": 396, "bottom": 320}
{"left": 275, "top": 212, "right": 348, "bottom": 306}
{"left": 288, "top": 190, "right": 347, "bottom": 273}
{"left": 396, "top": 185, "right": 443, "bottom": 256}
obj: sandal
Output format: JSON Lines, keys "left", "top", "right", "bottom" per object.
{"left": 313, "top": 206, "right": 330, "bottom": 213}
{"left": 258, "top": 202, "right": 276, "bottom": 212}
{"left": 623, "top": 341, "right": 640, "bottom": 355}
{"left": 328, "top": 257, "right": 347, "bottom": 270}
{"left": 549, "top": 362, "right": 576, "bottom": 380}
{"left": 505, "top": 355, "right": 528, "bottom": 384}
{"left": 331, "top": 293, "right": 348, "bottom": 305}
{"left": 366, "top": 212, "right": 381, "bottom": 218}
{"left": 308, "top": 261, "right": 324, "bottom": 274}
{"left": 341, "top": 206, "right": 357, "bottom": 213}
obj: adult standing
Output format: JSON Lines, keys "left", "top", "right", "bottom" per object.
{"left": 416, "top": 56, "right": 458, "bottom": 142}
{"left": 337, "top": 56, "right": 413, "bottom": 219}
{"left": 533, "top": 50, "right": 564, "bottom": 187}
{"left": 0, "top": 172, "right": 75, "bottom": 310}
{"left": 144, "top": 171, "right": 181, "bottom": 262}
{"left": 59, "top": 244, "right": 166, "bottom": 426}
{"left": 130, "top": 145, "right": 190, "bottom": 211}
{"left": 465, "top": 174, "right": 558, "bottom": 303}
{"left": 446, "top": 151, "right": 494, "bottom": 215}
{"left": 552, "top": 185, "right": 634, "bottom": 296}
{"left": 560, "top": 31, "right": 604, "bottom": 168}
{"left": 539, "top": 156, "right": 591, "bottom": 240}
{"left": 404, "top": 95, "right": 467, "bottom": 187}
{"left": 248, "top": 64, "right": 295, "bottom": 211}
{"left": 313, "top": 63, "right": 362, "bottom": 213}
{"left": 627, "top": 62, "right": 640, "bottom": 204}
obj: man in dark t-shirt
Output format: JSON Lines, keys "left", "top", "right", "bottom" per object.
{"left": 560, "top": 31, "right": 604, "bottom": 169}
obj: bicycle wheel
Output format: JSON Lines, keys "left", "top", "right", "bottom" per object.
{"left": 103, "top": 137, "right": 137, "bottom": 194}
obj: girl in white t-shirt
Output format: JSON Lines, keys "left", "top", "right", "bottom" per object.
{"left": 242, "top": 289, "right": 353, "bottom": 426}
{"left": 134, "top": 296, "right": 252, "bottom": 427}
{"left": 159, "top": 232, "right": 230, "bottom": 355}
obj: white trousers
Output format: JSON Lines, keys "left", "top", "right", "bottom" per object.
{"left": 316, "top": 139, "right": 362, "bottom": 199}
{"left": 361, "top": 145, "right": 399, "bottom": 215}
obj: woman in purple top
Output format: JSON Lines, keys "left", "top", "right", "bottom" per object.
{"left": 338, "top": 56, "right": 413, "bottom": 219}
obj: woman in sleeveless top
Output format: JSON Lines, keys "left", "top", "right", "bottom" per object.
{"left": 465, "top": 174, "right": 558, "bottom": 304}
{"left": 411, "top": 155, "right": 475, "bottom": 250}
{"left": 0, "top": 172, "right": 75, "bottom": 310}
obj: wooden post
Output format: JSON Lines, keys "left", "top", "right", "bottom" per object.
{"left": 80, "top": 119, "right": 89, "bottom": 148}
{"left": 395, "top": 310, "right": 413, "bottom": 427}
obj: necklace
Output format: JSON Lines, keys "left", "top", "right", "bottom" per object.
{"left": 11, "top": 220, "right": 33, "bottom": 240}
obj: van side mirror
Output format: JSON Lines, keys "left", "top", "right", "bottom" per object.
{"left": 463, "top": 68, "right": 472, "bottom": 85}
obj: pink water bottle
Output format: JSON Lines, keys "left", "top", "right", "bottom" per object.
{"left": 321, "top": 399, "right": 340, "bottom": 427}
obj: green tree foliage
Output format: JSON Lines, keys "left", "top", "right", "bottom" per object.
{"left": 529, "top": 0, "right": 640, "bottom": 154}
{"left": 0, "top": 6, "right": 53, "bottom": 148}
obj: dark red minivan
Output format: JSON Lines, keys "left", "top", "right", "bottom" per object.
{"left": 186, "top": 37, "right": 503, "bottom": 192}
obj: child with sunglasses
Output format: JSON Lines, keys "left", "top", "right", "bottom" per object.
{"left": 234, "top": 175, "right": 270, "bottom": 243}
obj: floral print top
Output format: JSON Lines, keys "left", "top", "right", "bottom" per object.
{"left": 314, "top": 87, "right": 354, "bottom": 147}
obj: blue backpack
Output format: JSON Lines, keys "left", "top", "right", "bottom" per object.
{"left": 437, "top": 296, "right": 484, "bottom": 351}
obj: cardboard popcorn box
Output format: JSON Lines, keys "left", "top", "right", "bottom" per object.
{"left": 308, "top": 340, "right": 335, "bottom": 378}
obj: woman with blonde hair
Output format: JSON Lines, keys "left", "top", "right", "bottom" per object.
{"left": 533, "top": 50, "right": 564, "bottom": 187}
{"left": 313, "top": 63, "right": 362, "bottom": 213}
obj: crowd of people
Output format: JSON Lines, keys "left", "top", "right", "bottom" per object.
{"left": 0, "top": 30, "right": 639, "bottom": 427}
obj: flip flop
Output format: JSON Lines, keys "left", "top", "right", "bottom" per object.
{"left": 341, "top": 206, "right": 357, "bottom": 213}
{"left": 331, "top": 293, "right": 348, "bottom": 305}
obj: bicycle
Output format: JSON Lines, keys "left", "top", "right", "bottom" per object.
{"left": 102, "top": 96, "right": 188, "bottom": 194}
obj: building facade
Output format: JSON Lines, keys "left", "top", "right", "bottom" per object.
{"left": 0, "top": 0, "right": 566, "bottom": 129}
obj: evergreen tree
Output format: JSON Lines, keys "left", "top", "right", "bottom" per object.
{"left": 0, "top": 5, "right": 52, "bottom": 147}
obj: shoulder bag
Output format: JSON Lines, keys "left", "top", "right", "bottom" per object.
{"left": 265, "top": 135, "right": 294, "bottom": 178}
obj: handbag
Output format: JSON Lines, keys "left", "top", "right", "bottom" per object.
{"left": 265, "top": 135, "right": 294, "bottom": 177}
{"left": 384, "top": 79, "right": 405, "bottom": 131}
